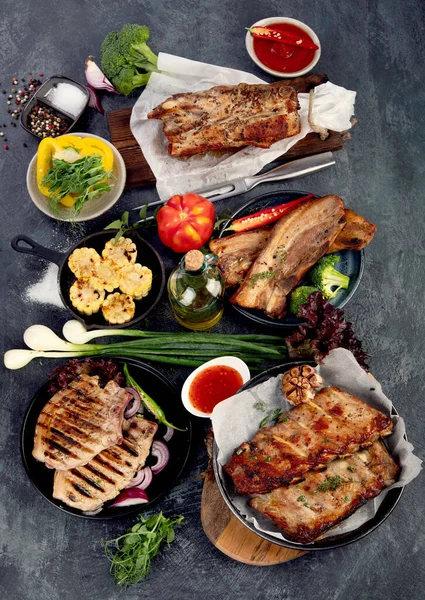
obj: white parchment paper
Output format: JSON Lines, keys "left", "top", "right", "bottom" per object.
{"left": 130, "top": 53, "right": 356, "bottom": 200}
{"left": 211, "top": 348, "right": 422, "bottom": 543}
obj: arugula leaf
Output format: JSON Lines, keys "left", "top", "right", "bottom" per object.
{"left": 104, "top": 511, "right": 184, "bottom": 587}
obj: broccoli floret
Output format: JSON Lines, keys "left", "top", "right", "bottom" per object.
{"left": 100, "top": 24, "right": 158, "bottom": 95}
{"left": 310, "top": 254, "right": 350, "bottom": 300}
{"left": 289, "top": 286, "right": 319, "bottom": 316}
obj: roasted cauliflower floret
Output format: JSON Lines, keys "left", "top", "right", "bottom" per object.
{"left": 119, "top": 263, "right": 153, "bottom": 299}
{"left": 102, "top": 292, "right": 135, "bottom": 324}
{"left": 102, "top": 237, "right": 137, "bottom": 267}
{"left": 92, "top": 259, "right": 121, "bottom": 292}
{"left": 69, "top": 279, "right": 105, "bottom": 315}
{"left": 68, "top": 248, "right": 101, "bottom": 279}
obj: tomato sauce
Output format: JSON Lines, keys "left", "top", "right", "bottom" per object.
{"left": 253, "top": 23, "right": 317, "bottom": 73}
{"left": 189, "top": 365, "right": 243, "bottom": 414}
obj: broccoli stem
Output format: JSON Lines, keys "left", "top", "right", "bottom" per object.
{"left": 131, "top": 43, "right": 158, "bottom": 67}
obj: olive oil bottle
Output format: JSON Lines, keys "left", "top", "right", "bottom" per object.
{"left": 168, "top": 250, "right": 225, "bottom": 331}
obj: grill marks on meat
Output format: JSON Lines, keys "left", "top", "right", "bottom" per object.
{"left": 250, "top": 441, "right": 399, "bottom": 543}
{"left": 230, "top": 195, "right": 346, "bottom": 318}
{"left": 148, "top": 82, "right": 301, "bottom": 157}
{"left": 53, "top": 417, "right": 158, "bottom": 511}
{"left": 225, "top": 386, "right": 393, "bottom": 496}
{"left": 33, "top": 374, "right": 131, "bottom": 470}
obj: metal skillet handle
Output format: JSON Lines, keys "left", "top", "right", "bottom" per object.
{"left": 11, "top": 235, "right": 66, "bottom": 267}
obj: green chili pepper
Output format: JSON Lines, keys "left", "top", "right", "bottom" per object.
{"left": 123, "top": 364, "right": 187, "bottom": 431}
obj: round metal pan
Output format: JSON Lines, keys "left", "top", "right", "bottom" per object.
{"left": 213, "top": 362, "right": 404, "bottom": 551}
{"left": 218, "top": 190, "right": 364, "bottom": 329}
{"left": 21, "top": 357, "right": 192, "bottom": 519}
{"left": 11, "top": 229, "right": 165, "bottom": 329}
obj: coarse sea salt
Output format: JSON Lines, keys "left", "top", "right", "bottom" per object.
{"left": 45, "top": 82, "right": 87, "bottom": 117}
{"left": 25, "top": 263, "right": 64, "bottom": 308}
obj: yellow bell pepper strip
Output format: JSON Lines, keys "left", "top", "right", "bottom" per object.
{"left": 36, "top": 135, "right": 114, "bottom": 207}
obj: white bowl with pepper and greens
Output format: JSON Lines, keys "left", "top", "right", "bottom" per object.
{"left": 26, "top": 132, "right": 126, "bottom": 222}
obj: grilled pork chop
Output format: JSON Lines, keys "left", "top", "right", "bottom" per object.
{"left": 211, "top": 209, "right": 376, "bottom": 289}
{"left": 250, "top": 441, "right": 398, "bottom": 543}
{"left": 148, "top": 82, "right": 301, "bottom": 157}
{"left": 33, "top": 374, "right": 131, "bottom": 471}
{"left": 230, "top": 195, "right": 346, "bottom": 317}
{"left": 53, "top": 417, "right": 158, "bottom": 511}
{"left": 225, "top": 386, "right": 393, "bottom": 496}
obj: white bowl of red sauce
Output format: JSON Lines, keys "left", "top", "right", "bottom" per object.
{"left": 245, "top": 17, "right": 321, "bottom": 78}
{"left": 181, "top": 356, "right": 250, "bottom": 418}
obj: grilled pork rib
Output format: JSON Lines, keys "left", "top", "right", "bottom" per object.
{"left": 148, "top": 82, "right": 301, "bottom": 157}
{"left": 210, "top": 208, "right": 376, "bottom": 290}
{"left": 33, "top": 374, "right": 131, "bottom": 471}
{"left": 53, "top": 417, "right": 158, "bottom": 511}
{"left": 250, "top": 441, "right": 398, "bottom": 543}
{"left": 230, "top": 195, "right": 346, "bottom": 318}
{"left": 225, "top": 386, "right": 393, "bottom": 496}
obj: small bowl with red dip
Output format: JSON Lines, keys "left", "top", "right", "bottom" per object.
{"left": 245, "top": 17, "right": 321, "bottom": 78}
{"left": 181, "top": 356, "right": 250, "bottom": 418}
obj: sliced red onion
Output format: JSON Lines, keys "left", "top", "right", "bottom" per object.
{"left": 83, "top": 506, "right": 103, "bottom": 516}
{"left": 125, "top": 387, "right": 141, "bottom": 418}
{"left": 85, "top": 56, "right": 118, "bottom": 93}
{"left": 111, "top": 487, "right": 149, "bottom": 508}
{"left": 163, "top": 426, "right": 174, "bottom": 442}
{"left": 125, "top": 466, "right": 152, "bottom": 490}
{"left": 151, "top": 440, "right": 170, "bottom": 474}
{"left": 86, "top": 84, "right": 104, "bottom": 115}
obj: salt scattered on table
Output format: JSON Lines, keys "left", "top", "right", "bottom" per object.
{"left": 25, "top": 263, "right": 64, "bottom": 308}
{"left": 44, "top": 83, "right": 87, "bottom": 117}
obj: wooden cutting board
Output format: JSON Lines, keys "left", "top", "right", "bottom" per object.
{"left": 107, "top": 73, "right": 346, "bottom": 189}
{"left": 201, "top": 474, "right": 306, "bottom": 565}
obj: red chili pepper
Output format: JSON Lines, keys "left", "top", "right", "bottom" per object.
{"left": 247, "top": 26, "right": 319, "bottom": 51}
{"left": 229, "top": 194, "right": 314, "bottom": 233}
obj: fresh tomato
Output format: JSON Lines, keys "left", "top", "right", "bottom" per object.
{"left": 157, "top": 193, "right": 215, "bottom": 253}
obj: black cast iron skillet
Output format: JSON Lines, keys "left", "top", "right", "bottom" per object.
{"left": 11, "top": 230, "right": 165, "bottom": 329}
{"left": 21, "top": 357, "right": 192, "bottom": 519}
{"left": 213, "top": 361, "right": 404, "bottom": 551}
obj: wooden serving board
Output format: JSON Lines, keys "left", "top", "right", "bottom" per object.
{"left": 201, "top": 474, "right": 306, "bottom": 566}
{"left": 107, "top": 73, "right": 346, "bottom": 190}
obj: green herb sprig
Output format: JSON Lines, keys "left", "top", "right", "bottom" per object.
{"left": 314, "top": 475, "right": 345, "bottom": 493}
{"left": 104, "top": 512, "right": 184, "bottom": 587}
{"left": 42, "top": 154, "right": 113, "bottom": 216}
{"left": 105, "top": 205, "right": 156, "bottom": 244}
{"left": 247, "top": 271, "right": 276, "bottom": 287}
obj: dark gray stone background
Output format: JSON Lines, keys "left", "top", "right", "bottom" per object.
{"left": 1, "top": 1, "right": 424, "bottom": 599}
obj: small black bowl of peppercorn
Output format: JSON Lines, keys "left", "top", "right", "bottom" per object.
{"left": 20, "top": 75, "right": 89, "bottom": 139}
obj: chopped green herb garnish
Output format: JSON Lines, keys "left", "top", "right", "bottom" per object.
{"left": 259, "top": 415, "right": 270, "bottom": 428}
{"left": 322, "top": 437, "right": 329, "bottom": 443}
{"left": 249, "top": 455, "right": 257, "bottom": 460}
{"left": 297, "top": 495, "right": 305, "bottom": 502}
{"left": 236, "top": 448, "right": 246, "bottom": 455}
{"left": 266, "top": 456, "right": 271, "bottom": 462}
{"left": 254, "top": 400, "right": 267, "bottom": 412}
{"left": 314, "top": 475, "right": 345, "bottom": 493}
{"left": 343, "top": 496, "right": 349, "bottom": 503}
{"left": 278, "top": 416, "right": 288, "bottom": 423}
{"left": 303, "top": 502, "right": 310, "bottom": 508}
{"left": 247, "top": 271, "right": 276, "bottom": 287}
{"left": 347, "top": 466, "right": 355, "bottom": 473}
